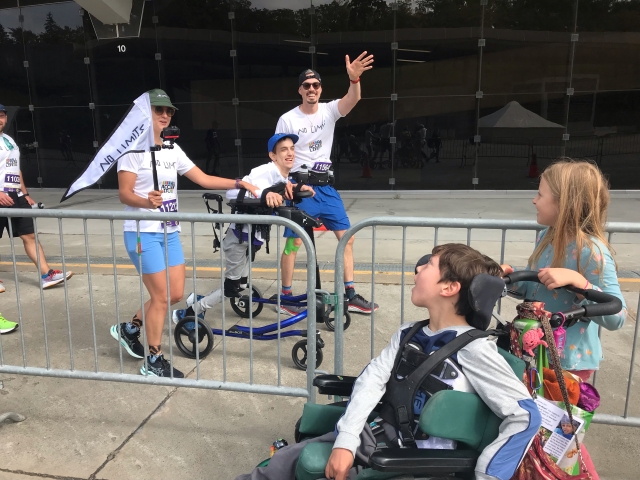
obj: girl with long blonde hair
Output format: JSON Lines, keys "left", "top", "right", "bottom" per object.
{"left": 503, "top": 159, "right": 627, "bottom": 380}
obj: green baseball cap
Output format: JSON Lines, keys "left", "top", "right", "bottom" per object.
{"left": 147, "top": 88, "right": 178, "bottom": 110}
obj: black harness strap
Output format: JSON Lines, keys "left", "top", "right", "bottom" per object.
{"left": 380, "top": 321, "right": 498, "bottom": 447}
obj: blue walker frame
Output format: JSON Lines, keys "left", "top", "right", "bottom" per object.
{"left": 173, "top": 192, "right": 350, "bottom": 370}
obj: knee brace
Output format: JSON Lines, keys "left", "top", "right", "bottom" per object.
{"left": 283, "top": 237, "right": 301, "bottom": 255}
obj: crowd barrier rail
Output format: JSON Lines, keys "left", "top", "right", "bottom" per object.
{"left": 333, "top": 217, "right": 640, "bottom": 428}
{"left": 0, "top": 208, "right": 319, "bottom": 404}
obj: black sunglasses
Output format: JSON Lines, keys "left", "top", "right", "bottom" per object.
{"left": 301, "top": 82, "right": 321, "bottom": 90}
{"left": 154, "top": 106, "right": 175, "bottom": 117}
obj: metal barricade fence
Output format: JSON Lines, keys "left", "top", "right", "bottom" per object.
{"left": 0, "top": 208, "right": 318, "bottom": 404}
{"left": 333, "top": 217, "right": 640, "bottom": 427}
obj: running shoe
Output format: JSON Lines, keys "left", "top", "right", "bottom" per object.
{"left": 269, "top": 293, "right": 306, "bottom": 316}
{"left": 172, "top": 306, "right": 204, "bottom": 325}
{"left": 41, "top": 269, "right": 73, "bottom": 289}
{"left": 110, "top": 323, "right": 145, "bottom": 359}
{"left": 185, "top": 292, "right": 205, "bottom": 309}
{"left": 348, "top": 294, "right": 379, "bottom": 314}
{"left": 0, "top": 280, "right": 5, "bottom": 293}
{"left": 0, "top": 314, "right": 18, "bottom": 334}
{"left": 277, "top": 303, "right": 306, "bottom": 316}
{"left": 140, "top": 354, "right": 184, "bottom": 378}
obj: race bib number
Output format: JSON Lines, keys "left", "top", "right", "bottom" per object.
{"left": 311, "top": 162, "right": 331, "bottom": 173}
{"left": 4, "top": 173, "right": 20, "bottom": 192}
{"left": 159, "top": 199, "right": 179, "bottom": 227}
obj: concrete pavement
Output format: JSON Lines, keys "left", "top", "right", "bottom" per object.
{"left": 0, "top": 188, "right": 639, "bottom": 479}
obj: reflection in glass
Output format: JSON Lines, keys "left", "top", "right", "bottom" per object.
{"left": 0, "top": 7, "right": 33, "bottom": 105}
{"left": 390, "top": 97, "right": 477, "bottom": 189}
{"left": 32, "top": 107, "right": 95, "bottom": 187}
{"left": 20, "top": 2, "right": 90, "bottom": 107}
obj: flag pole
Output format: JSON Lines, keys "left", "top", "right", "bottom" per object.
{"left": 151, "top": 145, "right": 161, "bottom": 192}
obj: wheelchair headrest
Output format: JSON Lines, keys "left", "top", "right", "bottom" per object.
{"left": 414, "top": 255, "right": 504, "bottom": 330}
{"left": 468, "top": 274, "right": 506, "bottom": 330}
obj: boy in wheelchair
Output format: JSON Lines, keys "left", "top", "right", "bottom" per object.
{"left": 236, "top": 243, "right": 541, "bottom": 480}
{"left": 172, "top": 133, "right": 314, "bottom": 322}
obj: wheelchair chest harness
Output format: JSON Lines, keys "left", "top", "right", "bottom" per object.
{"left": 379, "top": 320, "right": 499, "bottom": 448}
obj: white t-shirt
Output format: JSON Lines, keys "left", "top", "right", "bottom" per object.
{"left": 0, "top": 133, "right": 22, "bottom": 194}
{"left": 226, "top": 161, "right": 289, "bottom": 242}
{"left": 275, "top": 99, "right": 343, "bottom": 173}
{"left": 117, "top": 143, "right": 195, "bottom": 233}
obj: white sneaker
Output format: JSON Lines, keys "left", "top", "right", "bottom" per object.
{"left": 41, "top": 270, "right": 73, "bottom": 289}
{"left": 0, "top": 280, "right": 5, "bottom": 293}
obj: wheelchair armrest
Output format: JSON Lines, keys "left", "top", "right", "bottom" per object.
{"left": 312, "top": 374, "right": 357, "bottom": 397}
{"left": 369, "top": 448, "right": 479, "bottom": 475}
{"left": 228, "top": 198, "right": 264, "bottom": 208}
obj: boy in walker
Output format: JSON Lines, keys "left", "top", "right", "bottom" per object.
{"left": 235, "top": 243, "right": 541, "bottom": 480}
{"left": 172, "top": 133, "right": 313, "bottom": 323}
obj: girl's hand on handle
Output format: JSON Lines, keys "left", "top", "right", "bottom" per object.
{"left": 148, "top": 190, "right": 163, "bottom": 208}
{"left": 500, "top": 264, "right": 514, "bottom": 275}
{"left": 538, "top": 267, "right": 588, "bottom": 291}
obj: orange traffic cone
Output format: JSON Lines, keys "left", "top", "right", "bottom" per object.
{"left": 528, "top": 153, "right": 539, "bottom": 178}
{"left": 361, "top": 159, "right": 373, "bottom": 178}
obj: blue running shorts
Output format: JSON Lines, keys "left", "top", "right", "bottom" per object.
{"left": 284, "top": 184, "right": 350, "bottom": 238}
{"left": 124, "top": 231, "right": 185, "bottom": 275}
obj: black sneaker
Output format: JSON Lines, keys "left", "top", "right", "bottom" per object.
{"left": 110, "top": 323, "right": 145, "bottom": 359}
{"left": 348, "top": 294, "right": 379, "bottom": 314}
{"left": 140, "top": 354, "right": 184, "bottom": 378}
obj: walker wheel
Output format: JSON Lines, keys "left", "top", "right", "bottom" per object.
{"left": 324, "top": 311, "right": 351, "bottom": 332}
{"left": 291, "top": 340, "right": 323, "bottom": 371}
{"left": 174, "top": 317, "right": 214, "bottom": 359}
{"left": 230, "top": 285, "right": 264, "bottom": 318}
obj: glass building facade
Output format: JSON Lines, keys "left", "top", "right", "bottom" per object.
{"left": 0, "top": 0, "right": 638, "bottom": 191}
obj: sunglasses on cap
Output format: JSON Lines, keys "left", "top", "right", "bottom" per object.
{"left": 301, "top": 82, "right": 321, "bottom": 90}
{"left": 153, "top": 106, "right": 175, "bottom": 117}
{"left": 414, "top": 254, "right": 432, "bottom": 274}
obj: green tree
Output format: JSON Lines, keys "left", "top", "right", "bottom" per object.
{"left": 0, "top": 22, "right": 14, "bottom": 44}
{"left": 9, "top": 27, "right": 38, "bottom": 45}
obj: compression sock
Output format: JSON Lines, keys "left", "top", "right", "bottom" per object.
{"left": 149, "top": 345, "right": 162, "bottom": 363}
{"left": 345, "top": 282, "right": 356, "bottom": 300}
{"left": 131, "top": 314, "right": 142, "bottom": 329}
{"left": 126, "top": 315, "right": 141, "bottom": 334}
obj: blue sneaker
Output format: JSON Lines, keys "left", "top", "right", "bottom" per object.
{"left": 172, "top": 306, "right": 204, "bottom": 325}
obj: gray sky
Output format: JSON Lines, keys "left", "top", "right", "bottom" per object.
{"left": 0, "top": 1, "right": 80, "bottom": 33}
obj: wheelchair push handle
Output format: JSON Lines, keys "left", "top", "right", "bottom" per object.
{"left": 293, "top": 189, "right": 313, "bottom": 200}
{"left": 202, "top": 193, "right": 223, "bottom": 214}
{"left": 503, "top": 270, "right": 622, "bottom": 327}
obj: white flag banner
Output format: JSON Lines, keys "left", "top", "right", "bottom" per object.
{"left": 61, "top": 92, "right": 154, "bottom": 202}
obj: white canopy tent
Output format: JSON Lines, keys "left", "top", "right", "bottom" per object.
{"left": 478, "top": 101, "right": 565, "bottom": 144}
